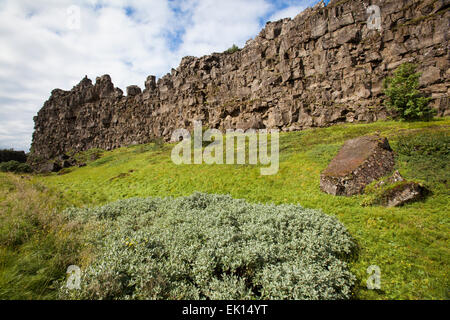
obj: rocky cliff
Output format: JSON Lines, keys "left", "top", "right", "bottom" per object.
{"left": 30, "top": 0, "right": 450, "bottom": 170}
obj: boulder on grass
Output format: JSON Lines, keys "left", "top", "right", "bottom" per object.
{"left": 320, "top": 135, "right": 395, "bottom": 196}
{"left": 383, "top": 181, "right": 427, "bottom": 207}
{"left": 366, "top": 171, "right": 429, "bottom": 207}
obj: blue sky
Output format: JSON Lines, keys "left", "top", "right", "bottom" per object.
{"left": 0, "top": 0, "right": 327, "bottom": 151}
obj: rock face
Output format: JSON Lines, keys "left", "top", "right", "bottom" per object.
{"left": 320, "top": 135, "right": 395, "bottom": 196}
{"left": 30, "top": 0, "right": 450, "bottom": 170}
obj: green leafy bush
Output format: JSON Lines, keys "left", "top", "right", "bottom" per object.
{"left": 60, "top": 193, "right": 356, "bottom": 300}
{"left": 0, "top": 160, "right": 32, "bottom": 173}
{"left": 224, "top": 44, "right": 240, "bottom": 54}
{"left": 383, "top": 63, "right": 435, "bottom": 121}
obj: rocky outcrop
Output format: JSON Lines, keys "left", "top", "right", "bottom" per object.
{"left": 320, "top": 135, "right": 395, "bottom": 196}
{"left": 367, "top": 170, "right": 429, "bottom": 207}
{"left": 30, "top": 0, "right": 450, "bottom": 170}
{"left": 383, "top": 181, "right": 427, "bottom": 207}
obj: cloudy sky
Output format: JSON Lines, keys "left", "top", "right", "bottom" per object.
{"left": 0, "top": 0, "right": 327, "bottom": 151}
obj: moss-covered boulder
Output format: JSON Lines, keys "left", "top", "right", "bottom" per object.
{"left": 320, "top": 135, "right": 395, "bottom": 196}
{"left": 363, "top": 171, "right": 429, "bottom": 207}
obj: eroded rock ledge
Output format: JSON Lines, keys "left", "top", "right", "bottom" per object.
{"left": 30, "top": 0, "right": 450, "bottom": 170}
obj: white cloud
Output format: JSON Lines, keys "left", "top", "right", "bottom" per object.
{"left": 177, "top": 0, "right": 271, "bottom": 57}
{"left": 269, "top": 5, "right": 307, "bottom": 21}
{"left": 0, "top": 0, "right": 175, "bottom": 151}
{"left": 0, "top": 0, "right": 316, "bottom": 151}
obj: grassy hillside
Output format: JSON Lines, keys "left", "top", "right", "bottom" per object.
{"left": 0, "top": 174, "right": 85, "bottom": 299}
{"left": 1, "top": 118, "right": 449, "bottom": 299}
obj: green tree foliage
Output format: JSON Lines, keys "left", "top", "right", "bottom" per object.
{"left": 0, "top": 160, "right": 32, "bottom": 173}
{"left": 224, "top": 44, "right": 240, "bottom": 54}
{"left": 0, "top": 149, "right": 27, "bottom": 163}
{"left": 383, "top": 63, "right": 435, "bottom": 121}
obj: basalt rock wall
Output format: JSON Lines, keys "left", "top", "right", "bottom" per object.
{"left": 30, "top": 0, "right": 450, "bottom": 169}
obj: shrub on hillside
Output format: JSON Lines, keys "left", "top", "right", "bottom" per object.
{"left": 60, "top": 193, "right": 356, "bottom": 300}
{"left": 0, "top": 149, "right": 27, "bottom": 163}
{"left": 383, "top": 63, "right": 435, "bottom": 121}
{"left": 0, "top": 160, "right": 32, "bottom": 173}
{"left": 224, "top": 44, "right": 240, "bottom": 54}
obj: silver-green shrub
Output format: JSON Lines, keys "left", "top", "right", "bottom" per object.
{"left": 60, "top": 193, "right": 356, "bottom": 300}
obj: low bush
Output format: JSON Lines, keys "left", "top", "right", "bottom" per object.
{"left": 224, "top": 44, "right": 240, "bottom": 54}
{"left": 0, "top": 161, "right": 32, "bottom": 173}
{"left": 60, "top": 193, "right": 356, "bottom": 300}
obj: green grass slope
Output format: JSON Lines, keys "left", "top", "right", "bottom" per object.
{"left": 1, "top": 118, "right": 449, "bottom": 299}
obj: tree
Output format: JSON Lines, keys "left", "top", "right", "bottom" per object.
{"left": 383, "top": 63, "right": 435, "bottom": 121}
{"left": 224, "top": 44, "right": 240, "bottom": 54}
